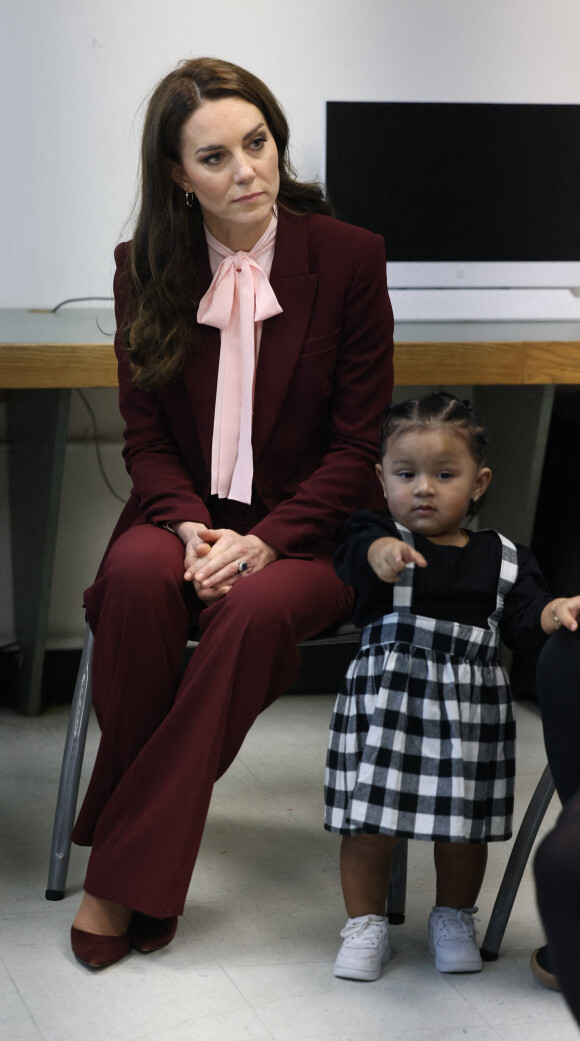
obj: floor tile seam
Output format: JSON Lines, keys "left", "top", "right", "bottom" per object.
{"left": 306, "top": 831, "right": 342, "bottom": 866}
{"left": 225, "top": 782, "right": 341, "bottom": 850}
{"left": 124, "top": 1004, "right": 271, "bottom": 1041}
{"left": 0, "top": 711, "right": 69, "bottom": 743}
{"left": 440, "top": 968, "right": 536, "bottom": 1033}
{"left": 0, "top": 912, "right": 77, "bottom": 923}
{"left": 449, "top": 996, "right": 506, "bottom": 1038}
{"left": 217, "top": 951, "right": 480, "bottom": 975}
{"left": 275, "top": 1033, "right": 499, "bottom": 1041}
{"left": 393, "top": 936, "right": 434, "bottom": 962}
{"left": 481, "top": 1012, "right": 575, "bottom": 1037}
{"left": 236, "top": 762, "right": 327, "bottom": 824}
{"left": 214, "top": 954, "right": 337, "bottom": 972}
{"left": 219, "top": 964, "right": 278, "bottom": 1040}
{"left": 491, "top": 1020, "right": 576, "bottom": 1041}
{"left": 413, "top": 945, "right": 481, "bottom": 985}
{"left": 208, "top": 954, "right": 437, "bottom": 976}
{"left": 0, "top": 953, "right": 46, "bottom": 1040}
{"left": 39, "top": 717, "right": 71, "bottom": 753}
{"left": 450, "top": 1028, "right": 503, "bottom": 1041}
{"left": 0, "top": 903, "right": 80, "bottom": 916}
{"left": 395, "top": 945, "right": 499, "bottom": 999}
{"left": 259, "top": 1035, "right": 435, "bottom": 1041}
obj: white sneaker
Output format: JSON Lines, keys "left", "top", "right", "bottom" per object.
{"left": 333, "top": 914, "right": 391, "bottom": 981}
{"left": 428, "top": 906, "right": 483, "bottom": 973}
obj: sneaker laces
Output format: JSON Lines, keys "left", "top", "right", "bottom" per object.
{"left": 432, "top": 908, "right": 479, "bottom": 943}
{"left": 340, "top": 915, "right": 387, "bottom": 948}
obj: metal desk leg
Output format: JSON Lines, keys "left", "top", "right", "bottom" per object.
{"left": 8, "top": 388, "right": 71, "bottom": 715}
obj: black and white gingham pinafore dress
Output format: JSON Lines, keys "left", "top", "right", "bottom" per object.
{"left": 325, "top": 523, "right": 518, "bottom": 843}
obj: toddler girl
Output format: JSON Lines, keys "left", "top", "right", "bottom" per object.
{"left": 324, "top": 391, "right": 580, "bottom": 981}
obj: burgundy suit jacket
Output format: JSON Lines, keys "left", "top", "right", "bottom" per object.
{"left": 107, "top": 207, "right": 394, "bottom": 559}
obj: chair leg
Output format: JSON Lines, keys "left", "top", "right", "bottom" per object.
{"left": 480, "top": 763, "right": 556, "bottom": 960}
{"left": 387, "top": 838, "right": 408, "bottom": 924}
{"left": 45, "top": 626, "right": 94, "bottom": 900}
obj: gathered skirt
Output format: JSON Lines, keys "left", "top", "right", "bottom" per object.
{"left": 324, "top": 614, "right": 516, "bottom": 843}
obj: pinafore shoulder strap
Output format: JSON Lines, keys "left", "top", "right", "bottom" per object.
{"left": 392, "top": 522, "right": 415, "bottom": 610}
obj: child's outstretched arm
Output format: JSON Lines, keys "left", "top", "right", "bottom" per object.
{"left": 541, "top": 596, "right": 580, "bottom": 635}
{"left": 367, "top": 536, "right": 428, "bottom": 583}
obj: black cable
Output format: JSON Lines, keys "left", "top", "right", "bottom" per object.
{"left": 76, "top": 390, "right": 127, "bottom": 504}
{"left": 51, "top": 296, "right": 113, "bottom": 313}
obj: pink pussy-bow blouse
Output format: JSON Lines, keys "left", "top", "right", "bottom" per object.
{"left": 197, "top": 213, "right": 282, "bottom": 505}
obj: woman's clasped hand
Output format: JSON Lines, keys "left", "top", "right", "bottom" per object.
{"left": 177, "top": 522, "right": 279, "bottom": 600}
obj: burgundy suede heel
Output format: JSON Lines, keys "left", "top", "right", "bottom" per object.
{"left": 70, "top": 926, "right": 131, "bottom": 969}
{"left": 129, "top": 912, "right": 179, "bottom": 953}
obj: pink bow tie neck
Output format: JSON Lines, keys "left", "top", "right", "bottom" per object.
{"left": 197, "top": 219, "right": 282, "bottom": 504}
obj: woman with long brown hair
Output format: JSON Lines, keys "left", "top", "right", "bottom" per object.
{"left": 69, "top": 56, "right": 394, "bottom": 969}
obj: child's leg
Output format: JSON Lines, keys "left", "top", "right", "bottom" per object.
{"left": 334, "top": 833, "right": 400, "bottom": 981}
{"left": 433, "top": 841, "right": 488, "bottom": 908}
{"left": 340, "top": 833, "right": 401, "bottom": 917}
{"left": 429, "top": 841, "right": 487, "bottom": 974}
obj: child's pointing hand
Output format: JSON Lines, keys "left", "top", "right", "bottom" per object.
{"left": 367, "top": 536, "right": 428, "bottom": 584}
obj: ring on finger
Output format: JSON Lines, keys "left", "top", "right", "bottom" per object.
{"left": 236, "top": 560, "right": 248, "bottom": 574}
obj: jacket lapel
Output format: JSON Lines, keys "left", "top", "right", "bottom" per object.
{"left": 182, "top": 244, "right": 219, "bottom": 477}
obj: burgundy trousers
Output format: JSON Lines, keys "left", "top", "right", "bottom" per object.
{"left": 72, "top": 522, "right": 354, "bottom": 917}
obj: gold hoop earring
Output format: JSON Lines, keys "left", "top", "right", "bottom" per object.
{"left": 185, "top": 191, "right": 195, "bottom": 208}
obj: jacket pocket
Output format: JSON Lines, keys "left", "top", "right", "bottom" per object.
{"left": 300, "top": 327, "right": 341, "bottom": 356}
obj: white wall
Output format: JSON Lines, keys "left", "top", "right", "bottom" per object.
{"left": 2, "top": 0, "right": 580, "bottom": 641}
{"left": 3, "top": 0, "right": 580, "bottom": 308}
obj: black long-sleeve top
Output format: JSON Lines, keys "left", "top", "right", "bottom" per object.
{"left": 334, "top": 511, "right": 552, "bottom": 656}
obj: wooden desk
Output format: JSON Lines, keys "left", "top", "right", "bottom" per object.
{"left": 0, "top": 308, "right": 117, "bottom": 388}
{"left": 2, "top": 310, "right": 580, "bottom": 387}
{"left": 395, "top": 321, "right": 580, "bottom": 385}
{"left": 2, "top": 308, "right": 580, "bottom": 714}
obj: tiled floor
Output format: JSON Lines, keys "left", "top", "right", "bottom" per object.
{"left": 1, "top": 695, "right": 577, "bottom": 1041}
